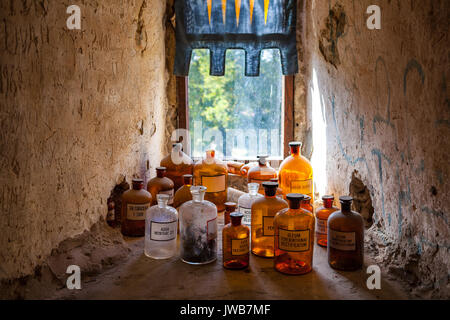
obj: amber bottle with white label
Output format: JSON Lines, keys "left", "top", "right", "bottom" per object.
{"left": 274, "top": 194, "right": 315, "bottom": 275}
{"left": 193, "top": 150, "right": 228, "bottom": 212}
{"left": 121, "top": 179, "right": 152, "bottom": 237}
{"left": 223, "top": 212, "right": 250, "bottom": 269}
{"left": 328, "top": 196, "right": 364, "bottom": 271}
{"left": 251, "top": 182, "right": 288, "bottom": 258}
{"left": 315, "top": 195, "right": 338, "bottom": 247}
{"left": 147, "top": 167, "right": 175, "bottom": 206}
{"left": 278, "top": 142, "right": 313, "bottom": 202}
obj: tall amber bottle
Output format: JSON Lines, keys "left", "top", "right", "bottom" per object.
{"left": 328, "top": 196, "right": 364, "bottom": 271}
{"left": 316, "top": 195, "right": 339, "bottom": 247}
{"left": 247, "top": 155, "right": 277, "bottom": 195}
{"left": 160, "top": 143, "right": 194, "bottom": 191}
{"left": 278, "top": 142, "right": 313, "bottom": 202}
{"left": 193, "top": 150, "right": 228, "bottom": 212}
{"left": 173, "top": 174, "right": 193, "bottom": 209}
{"left": 274, "top": 194, "right": 315, "bottom": 275}
{"left": 147, "top": 167, "right": 175, "bottom": 206}
{"left": 121, "top": 179, "right": 152, "bottom": 237}
{"left": 223, "top": 212, "right": 250, "bottom": 269}
{"left": 251, "top": 182, "right": 288, "bottom": 258}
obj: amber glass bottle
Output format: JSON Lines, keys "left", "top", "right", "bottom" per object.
{"left": 223, "top": 212, "right": 250, "bottom": 269}
{"left": 251, "top": 182, "right": 288, "bottom": 258}
{"left": 316, "top": 195, "right": 339, "bottom": 247}
{"left": 274, "top": 194, "right": 315, "bottom": 275}
{"left": 278, "top": 142, "right": 313, "bottom": 202}
{"left": 226, "top": 161, "right": 245, "bottom": 175}
{"left": 193, "top": 150, "right": 228, "bottom": 212}
{"left": 300, "top": 195, "right": 313, "bottom": 213}
{"left": 173, "top": 174, "right": 193, "bottom": 209}
{"left": 240, "top": 162, "right": 258, "bottom": 177}
{"left": 270, "top": 178, "right": 283, "bottom": 198}
{"left": 160, "top": 143, "right": 193, "bottom": 191}
{"left": 247, "top": 155, "right": 277, "bottom": 195}
{"left": 328, "top": 196, "right": 364, "bottom": 271}
{"left": 147, "top": 167, "right": 175, "bottom": 206}
{"left": 224, "top": 202, "right": 237, "bottom": 225}
{"left": 121, "top": 179, "right": 152, "bottom": 237}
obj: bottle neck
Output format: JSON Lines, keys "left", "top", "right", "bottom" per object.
{"left": 193, "top": 192, "right": 205, "bottom": 202}
{"left": 290, "top": 145, "right": 300, "bottom": 156}
{"left": 231, "top": 216, "right": 242, "bottom": 226}
{"left": 157, "top": 200, "right": 168, "bottom": 208}
{"left": 132, "top": 182, "right": 143, "bottom": 190}
{"left": 341, "top": 203, "right": 351, "bottom": 212}
{"left": 156, "top": 170, "right": 165, "bottom": 178}
{"left": 183, "top": 177, "right": 193, "bottom": 186}
{"left": 324, "top": 199, "right": 333, "bottom": 208}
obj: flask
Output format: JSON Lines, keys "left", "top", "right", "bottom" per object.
{"left": 237, "top": 183, "right": 263, "bottom": 227}
{"left": 328, "top": 196, "right": 364, "bottom": 271}
{"left": 179, "top": 186, "right": 218, "bottom": 264}
{"left": 224, "top": 202, "right": 237, "bottom": 225}
{"left": 223, "top": 212, "right": 250, "bottom": 269}
{"left": 160, "top": 143, "right": 193, "bottom": 191}
{"left": 274, "top": 194, "right": 315, "bottom": 275}
{"left": 247, "top": 155, "right": 277, "bottom": 194}
{"left": 173, "top": 174, "right": 193, "bottom": 209}
{"left": 251, "top": 182, "right": 288, "bottom": 258}
{"left": 315, "top": 195, "right": 338, "bottom": 247}
{"left": 147, "top": 167, "right": 175, "bottom": 206}
{"left": 121, "top": 179, "right": 152, "bottom": 237}
{"left": 145, "top": 194, "right": 178, "bottom": 259}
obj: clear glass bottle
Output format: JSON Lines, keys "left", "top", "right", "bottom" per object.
{"left": 147, "top": 167, "right": 175, "bottom": 206}
{"left": 121, "top": 179, "right": 152, "bottom": 237}
{"left": 251, "top": 182, "right": 288, "bottom": 258}
{"left": 238, "top": 183, "right": 263, "bottom": 227}
{"left": 193, "top": 150, "right": 228, "bottom": 212}
{"left": 160, "top": 143, "right": 194, "bottom": 191}
{"left": 328, "top": 196, "right": 364, "bottom": 271}
{"left": 179, "top": 186, "right": 218, "bottom": 264}
{"left": 173, "top": 174, "right": 193, "bottom": 209}
{"left": 247, "top": 155, "right": 277, "bottom": 194}
{"left": 145, "top": 194, "right": 178, "bottom": 259}
{"left": 224, "top": 202, "right": 237, "bottom": 225}
{"left": 278, "top": 142, "right": 313, "bottom": 202}
{"left": 316, "top": 195, "right": 338, "bottom": 247}
{"left": 223, "top": 212, "right": 250, "bottom": 269}
{"left": 274, "top": 194, "right": 315, "bottom": 275}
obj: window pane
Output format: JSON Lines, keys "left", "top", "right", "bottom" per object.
{"left": 188, "top": 49, "right": 283, "bottom": 160}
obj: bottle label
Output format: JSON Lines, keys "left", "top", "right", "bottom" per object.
{"left": 106, "top": 209, "right": 114, "bottom": 221}
{"left": 289, "top": 179, "right": 313, "bottom": 194}
{"left": 239, "top": 206, "right": 252, "bottom": 226}
{"left": 207, "top": 218, "right": 217, "bottom": 241}
{"left": 329, "top": 229, "right": 356, "bottom": 251}
{"left": 316, "top": 218, "right": 328, "bottom": 235}
{"left": 278, "top": 228, "right": 310, "bottom": 252}
{"left": 231, "top": 237, "right": 249, "bottom": 256}
{"left": 127, "top": 203, "right": 150, "bottom": 221}
{"left": 201, "top": 175, "right": 226, "bottom": 193}
{"left": 158, "top": 189, "right": 174, "bottom": 205}
{"left": 262, "top": 216, "right": 275, "bottom": 236}
{"left": 150, "top": 221, "right": 177, "bottom": 241}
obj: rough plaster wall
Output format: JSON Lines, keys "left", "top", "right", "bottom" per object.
{"left": 301, "top": 0, "right": 449, "bottom": 297}
{"left": 0, "top": 0, "right": 169, "bottom": 280}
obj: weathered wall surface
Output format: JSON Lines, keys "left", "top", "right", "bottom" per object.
{"left": 0, "top": 0, "right": 169, "bottom": 280}
{"left": 300, "top": 0, "right": 449, "bottom": 297}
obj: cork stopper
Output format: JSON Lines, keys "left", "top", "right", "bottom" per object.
{"left": 156, "top": 167, "right": 166, "bottom": 178}
{"left": 230, "top": 211, "right": 243, "bottom": 226}
{"left": 132, "top": 179, "right": 144, "bottom": 190}
{"left": 262, "top": 181, "right": 278, "bottom": 197}
{"left": 322, "top": 195, "right": 334, "bottom": 208}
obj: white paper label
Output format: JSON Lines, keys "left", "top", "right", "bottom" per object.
{"left": 150, "top": 221, "right": 177, "bottom": 241}
{"left": 329, "top": 229, "right": 356, "bottom": 251}
{"left": 239, "top": 206, "right": 252, "bottom": 226}
{"left": 263, "top": 216, "right": 274, "bottom": 236}
{"left": 289, "top": 179, "right": 313, "bottom": 195}
{"left": 278, "top": 229, "right": 310, "bottom": 252}
{"left": 158, "top": 189, "right": 174, "bottom": 205}
{"left": 207, "top": 218, "right": 217, "bottom": 241}
{"left": 127, "top": 203, "right": 150, "bottom": 221}
{"left": 316, "top": 218, "right": 328, "bottom": 235}
{"left": 231, "top": 237, "right": 249, "bottom": 256}
{"left": 201, "top": 175, "right": 226, "bottom": 193}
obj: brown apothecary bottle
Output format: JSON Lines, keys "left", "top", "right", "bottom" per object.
{"left": 251, "top": 182, "right": 288, "bottom": 258}
{"left": 147, "top": 167, "right": 175, "bottom": 206}
{"left": 328, "top": 196, "right": 364, "bottom": 271}
{"left": 121, "top": 179, "right": 152, "bottom": 237}
{"left": 173, "top": 174, "right": 193, "bottom": 209}
{"left": 300, "top": 194, "right": 313, "bottom": 213}
{"left": 160, "top": 143, "right": 193, "bottom": 191}
{"left": 247, "top": 155, "right": 277, "bottom": 195}
{"left": 223, "top": 212, "right": 250, "bottom": 269}
{"left": 224, "top": 202, "right": 237, "bottom": 225}
{"left": 316, "top": 195, "right": 338, "bottom": 247}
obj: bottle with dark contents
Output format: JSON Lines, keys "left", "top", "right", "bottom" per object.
{"left": 106, "top": 199, "right": 116, "bottom": 227}
{"left": 223, "top": 212, "right": 250, "bottom": 269}
{"left": 328, "top": 196, "right": 364, "bottom": 271}
{"left": 121, "top": 179, "right": 152, "bottom": 237}
{"left": 274, "top": 194, "right": 315, "bottom": 275}
{"left": 224, "top": 202, "right": 237, "bottom": 225}
{"left": 315, "top": 195, "right": 338, "bottom": 247}
{"left": 147, "top": 167, "right": 175, "bottom": 206}
{"left": 173, "top": 174, "right": 193, "bottom": 209}
{"left": 300, "top": 195, "right": 313, "bottom": 213}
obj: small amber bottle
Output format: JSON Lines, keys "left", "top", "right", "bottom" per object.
{"left": 328, "top": 196, "right": 364, "bottom": 271}
{"left": 147, "top": 167, "right": 175, "bottom": 206}
{"left": 251, "top": 182, "right": 288, "bottom": 258}
{"left": 223, "top": 212, "right": 250, "bottom": 269}
{"left": 300, "top": 195, "right": 313, "bottom": 213}
{"left": 316, "top": 195, "right": 339, "bottom": 247}
{"left": 274, "top": 193, "right": 315, "bottom": 275}
{"left": 173, "top": 174, "right": 193, "bottom": 209}
{"left": 224, "top": 202, "right": 237, "bottom": 225}
{"left": 121, "top": 179, "right": 152, "bottom": 237}
{"left": 270, "top": 178, "right": 283, "bottom": 198}
{"left": 247, "top": 155, "right": 277, "bottom": 194}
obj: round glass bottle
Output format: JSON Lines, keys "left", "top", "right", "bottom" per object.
{"left": 223, "top": 212, "right": 250, "bottom": 269}
{"left": 147, "top": 167, "right": 175, "bottom": 206}
{"left": 145, "top": 194, "right": 178, "bottom": 259}
{"left": 179, "top": 186, "right": 218, "bottom": 265}
{"left": 121, "top": 179, "right": 152, "bottom": 237}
